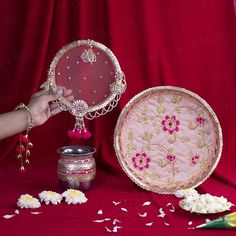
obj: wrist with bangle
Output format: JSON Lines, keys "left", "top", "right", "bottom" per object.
{"left": 15, "top": 103, "right": 34, "bottom": 171}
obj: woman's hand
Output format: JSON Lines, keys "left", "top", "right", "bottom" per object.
{"left": 27, "top": 88, "right": 74, "bottom": 127}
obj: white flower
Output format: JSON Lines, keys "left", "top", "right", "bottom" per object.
{"left": 39, "top": 191, "right": 62, "bottom": 205}
{"left": 17, "top": 194, "right": 41, "bottom": 209}
{"left": 62, "top": 189, "right": 88, "bottom": 204}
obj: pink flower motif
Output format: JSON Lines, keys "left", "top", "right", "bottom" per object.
{"left": 191, "top": 155, "right": 200, "bottom": 165}
{"left": 162, "top": 115, "right": 180, "bottom": 134}
{"left": 166, "top": 155, "right": 176, "bottom": 164}
{"left": 196, "top": 117, "right": 206, "bottom": 125}
{"left": 132, "top": 153, "right": 150, "bottom": 170}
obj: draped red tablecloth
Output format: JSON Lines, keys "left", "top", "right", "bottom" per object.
{"left": 0, "top": 1, "right": 236, "bottom": 235}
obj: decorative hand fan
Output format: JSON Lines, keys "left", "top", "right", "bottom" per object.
{"left": 41, "top": 39, "right": 126, "bottom": 139}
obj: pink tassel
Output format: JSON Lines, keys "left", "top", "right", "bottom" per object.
{"left": 68, "top": 129, "right": 91, "bottom": 139}
{"left": 67, "top": 130, "right": 75, "bottom": 139}
{"left": 74, "top": 130, "right": 83, "bottom": 139}
{"left": 82, "top": 129, "right": 91, "bottom": 139}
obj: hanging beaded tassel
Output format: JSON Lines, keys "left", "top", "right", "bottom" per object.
{"left": 15, "top": 103, "right": 34, "bottom": 171}
{"left": 67, "top": 116, "right": 91, "bottom": 140}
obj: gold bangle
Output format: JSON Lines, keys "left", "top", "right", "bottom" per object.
{"left": 15, "top": 103, "right": 34, "bottom": 130}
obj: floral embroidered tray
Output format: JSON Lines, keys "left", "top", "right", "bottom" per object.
{"left": 114, "top": 86, "right": 223, "bottom": 194}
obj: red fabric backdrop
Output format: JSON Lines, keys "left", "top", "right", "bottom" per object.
{"left": 0, "top": 1, "right": 236, "bottom": 235}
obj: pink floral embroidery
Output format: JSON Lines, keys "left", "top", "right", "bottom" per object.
{"left": 162, "top": 115, "right": 180, "bottom": 134}
{"left": 166, "top": 155, "right": 176, "bottom": 164}
{"left": 191, "top": 155, "right": 199, "bottom": 165}
{"left": 132, "top": 153, "right": 150, "bottom": 170}
{"left": 196, "top": 117, "right": 206, "bottom": 125}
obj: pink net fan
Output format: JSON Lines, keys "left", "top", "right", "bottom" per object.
{"left": 41, "top": 39, "right": 126, "bottom": 139}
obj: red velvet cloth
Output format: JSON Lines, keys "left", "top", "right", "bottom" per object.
{"left": 0, "top": 0, "right": 236, "bottom": 235}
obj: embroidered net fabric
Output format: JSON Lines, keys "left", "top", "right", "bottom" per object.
{"left": 42, "top": 40, "right": 126, "bottom": 136}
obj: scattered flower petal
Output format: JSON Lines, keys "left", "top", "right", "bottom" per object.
{"left": 146, "top": 222, "right": 154, "bottom": 226}
{"left": 31, "top": 212, "right": 43, "bottom": 215}
{"left": 170, "top": 206, "right": 175, "bottom": 212}
{"left": 3, "top": 214, "right": 15, "bottom": 219}
{"left": 205, "top": 219, "right": 211, "bottom": 223}
{"left": 157, "top": 213, "right": 165, "bottom": 218}
{"left": 105, "top": 226, "right": 112, "bottom": 232}
{"left": 114, "top": 226, "right": 122, "bottom": 229}
{"left": 39, "top": 191, "right": 62, "bottom": 205}
{"left": 112, "top": 201, "right": 121, "bottom": 206}
{"left": 113, "top": 219, "right": 121, "bottom": 225}
{"left": 97, "top": 210, "right": 103, "bottom": 215}
{"left": 113, "top": 226, "right": 122, "bottom": 232}
{"left": 159, "top": 207, "right": 164, "bottom": 214}
{"left": 105, "top": 225, "right": 122, "bottom": 233}
{"left": 94, "top": 220, "right": 105, "bottom": 223}
{"left": 188, "top": 227, "right": 195, "bottom": 230}
{"left": 188, "top": 221, "right": 193, "bottom": 225}
{"left": 166, "top": 203, "right": 175, "bottom": 212}
{"left": 14, "top": 210, "right": 19, "bottom": 215}
{"left": 17, "top": 194, "right": 41, "bottom": 209}
{"left": 170, "top": 208, "right": 175, "bottom": 212}
{"left": 138, "top": 212, "right": 147, "bottom": 217}
{"left": 143, "top": 201, "right": 151, "bottom": 206}
{"left": 62, "top": 189, "right": 87, "bottom": 205}
{"left": 157, "top": 207, "right": 166, "bottom": 218}
{"left": 164, "top": 222, "right": 170, "bottom": 226}
{"left": 93, "top": 218, "right": 111, "bottom": 223}
{"left": 121, "top": 207, "right": 128, "bottom": 212}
